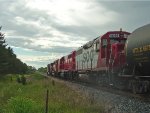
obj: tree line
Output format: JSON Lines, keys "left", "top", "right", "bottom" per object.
{"left": 38, "top": 67, "right": 47, "bottom": 73}
{"left": 0, "top": 27, "right": 34, "bottom": 75}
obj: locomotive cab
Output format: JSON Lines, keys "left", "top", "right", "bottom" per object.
{"left": 98, "top": 30, "right": 130, "bottom": 72}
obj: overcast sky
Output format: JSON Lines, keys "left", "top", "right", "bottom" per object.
{"left": 0, "top": 0, "right": 150, "bottom": 68}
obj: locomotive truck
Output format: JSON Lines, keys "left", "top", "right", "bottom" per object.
{"left": 47, "top": 24, "right": 150, "bottom": 94}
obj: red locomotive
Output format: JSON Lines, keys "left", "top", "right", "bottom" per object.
{"left": 47, "top": 24, "right": 150, "bottom": 94}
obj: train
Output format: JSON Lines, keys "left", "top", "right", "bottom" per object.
{"left": 47, "top": 24, "right": 150, "bottom": 94}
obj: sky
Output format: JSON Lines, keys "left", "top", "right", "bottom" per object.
{"left": 0, "top": 0, "right": 150, "bottom": 68}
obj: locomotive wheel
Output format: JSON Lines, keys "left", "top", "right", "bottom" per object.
{"left": 132, "top": 84, "right": 138, "bottom": 94}
{"left": 131, "top": 80, "right": 142, "bottom": 94}
{"left": 74, "top": 72, "right": 79, "bottom": 80}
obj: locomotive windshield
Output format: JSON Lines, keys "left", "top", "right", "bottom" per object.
{"left": 110, "top": 38, "right": 126, "bottom": 44}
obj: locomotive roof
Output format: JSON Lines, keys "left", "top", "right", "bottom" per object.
{"left": 82, "top": 37, "right": 99, "bottom": 49}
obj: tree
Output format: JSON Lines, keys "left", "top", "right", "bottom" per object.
{"left": 0, "top": 27, "right": 28, "bottom": 75}
{"left": 0, "top": 26, "right": 6, "bottom": 47}
{"left": 27, "top": 66, "right": 36, "bottom": 73}
{"left": 0, "top": 28, "right": 9, "bottom": 74}
{"left": 38, "top": 67, "right": 47, "bottom": 73}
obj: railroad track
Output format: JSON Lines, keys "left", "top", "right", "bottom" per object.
{"left": 47, "top": 76, "right": 150, "bottom": 113}
{"left": 46, "top": 74, "right": 150, "bottom": 102}
{"left": 73, "top": 79, "right": 150, "bottom": 102}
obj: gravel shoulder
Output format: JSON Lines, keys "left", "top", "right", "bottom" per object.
{"left": 50, "top": 77, "right": 150, "bottom": 113}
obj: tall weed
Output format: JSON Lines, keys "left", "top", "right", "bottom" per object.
{"left": 3, "top": 96, "right": 43, "bottom": 113}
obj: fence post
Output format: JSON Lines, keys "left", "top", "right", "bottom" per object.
{"left": 45, "top": 89, "right": 49, "bottom": 113}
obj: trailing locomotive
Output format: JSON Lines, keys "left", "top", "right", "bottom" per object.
{"left": 47, "top": 24, "right": 150, "bottom": 94}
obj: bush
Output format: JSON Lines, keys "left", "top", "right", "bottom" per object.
{"left": 16, "top": 75, "right": 26, "bottom": 85}
{"left": 20, "top": 75, "right": 26, "bottom": 85}
{"left": 3, "top": 97, "right": 42, "bottom": 113}
{"left": 16, "top": 76, "right": 21, "bottom": 83}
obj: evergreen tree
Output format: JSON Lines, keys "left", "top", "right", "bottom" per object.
{"left": 0, "top": 27, "right": 8, "bottom": 74}
{"left": 0, "top": 26, "right": 28, "bottom": 75}
{"left": 0, "top": 26, "right": 6, "bottom": 47}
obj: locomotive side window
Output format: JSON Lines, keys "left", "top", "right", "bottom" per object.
{"left": 110, "top": 38, "right": 118, "bottom": 44}
{"left": 102, "top": 39, "right": 107, "bottom": 48}
{"left": 110, "top": 38, "right": 126, "bottom": 44}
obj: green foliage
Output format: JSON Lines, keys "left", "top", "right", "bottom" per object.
{"left": 29, "top": 72, "right": 45, "bottom": 80}
{"left": 20, "top": 75, "right": 26, "bottom": 85}
{"left": 0, "top": 74, "right": 104, "bottom": 113}
{"left": 16, "top": 76, "right": 21, "bottom": 83}
{"left": 4, "top": 96, "right": 41, "bottom": 113}
{"left": 26, "top": 66, "right": 36, "bottom": 74}
{"left": 0, "top": 27, "right": 28, "bottom": 75}
{"left": 38, "top": 67, "right": 47, "bottom": 73}
{"left": 16, "top": 75, "right": 27, "bottom": 85}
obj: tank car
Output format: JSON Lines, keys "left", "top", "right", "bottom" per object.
{"left": 124, "top": 24, "right": 150, "bottom": 93}
{"left": 126, "top": 24, "right": 150, "bottom": 76}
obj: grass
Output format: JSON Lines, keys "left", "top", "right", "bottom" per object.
{"left": 0, "top": 73, "right": 104, "bottom": 113}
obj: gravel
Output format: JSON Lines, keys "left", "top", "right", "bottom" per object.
{"left": 56, "top": 79, "right": 150, "bottom": 113}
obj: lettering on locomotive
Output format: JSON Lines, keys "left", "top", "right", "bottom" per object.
{"left": 82, "top": 49, "right": 94, "bottom": 62}
{"left": 109, "top": 34, "right": 128, "bottom": 38}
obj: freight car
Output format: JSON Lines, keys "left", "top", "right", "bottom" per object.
{"left": 47, "top": 24, "right": 150, "bottom": 94}
{"left": 124, "top": 24, "right": 150, "bottom": 93}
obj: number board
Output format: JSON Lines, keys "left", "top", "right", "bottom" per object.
{"left": 109, "top": 34, "right": 128, "bottom": 38}
{"left": 109, "top": 34, "right": 120, "bottom": 38}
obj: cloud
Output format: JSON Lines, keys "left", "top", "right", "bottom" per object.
{"left": 1, "top": 0, "right": 150, "bottom": 68}
{"left": 6, "top": 36, "right": 86, "bottom": 53}
{"left": 26, "top": 0, "right": 118, "bottom": 26}
{"left": 2, "top": 0, "right": 119, "bottom": 42}
{"left": 12, "top": 47, "right": 65, "bottom": 68}
{"left": 99, "top": 1, "right": 150, "bottom": 31}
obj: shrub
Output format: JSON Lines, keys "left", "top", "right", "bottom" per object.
{"left": 16, "top": 76, "right": 21, "bottom": 83}
{"left": 4, "top": 97, "right": 42, "bottom": 113}
{"left": 16, "top": 75, "right": 27, "bottom": 85}
{"left": 20, "top": 75, "right": 26, "bottom": 85}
